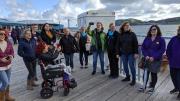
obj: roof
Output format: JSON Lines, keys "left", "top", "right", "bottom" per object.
{"left": 78, "top": 10, "right": 115, "bottom": 18}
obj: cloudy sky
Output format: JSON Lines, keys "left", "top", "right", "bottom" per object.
{"left": 0, "top": 0, "right": 180, "bottom": 26}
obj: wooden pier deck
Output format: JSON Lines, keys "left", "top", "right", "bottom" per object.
{"left": 9, "top": 46, "right": 179, "bottom": 101}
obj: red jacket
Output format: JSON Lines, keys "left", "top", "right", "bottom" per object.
{"left": 0, "top": 41, "right": 14, "bottom": 67}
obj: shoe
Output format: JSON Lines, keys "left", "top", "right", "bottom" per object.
{"left": 92, "top": 71, "right": 96, "bottom": 75}
{"left": 170, "top": 88, "right": 178, "bottom": 94}
{"left": 5, "top": 86, "right": 15, "bottom": 101}
{"left": 122, "top": 76, "right": 130, "bottom": 82}
{"left": 0, "top": 91, "right": 5, "bottom": 101}
{"left": 177, "top": 93, "right": 180, "bottom": 100}
{"left": 138, "top": 87, "right": 145, "bottom": 93}
{"left": 146, "top": 88, "right": 154, "bottom": 94}
{"left": 130, "top": 80, "right": 136, "bottom": 86}
{"left": 101, "top": 71, "right": 105, "bottom": 75}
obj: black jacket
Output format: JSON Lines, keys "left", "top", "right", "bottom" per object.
{"left": 40, "top": 30, "right": 56, "bottom": 45}
{"left": 79, "top": 34, "right": 88, "bottom": 52}
{"left": 116, "top": 31, "right": 138, "bottom": 55}
{"left": 59, "top": 34, "right": 79, "bottom": 54}
{"left": 38, "top": 47, "right": 59, "bottom": 65}
{"left": 106, "top": 30, "right": 119, "bottom": 53}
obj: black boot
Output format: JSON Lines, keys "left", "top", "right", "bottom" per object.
{"left": 122, "top": 76, "right": 130, "bottom": 82}
{"left": 170, "top": 88, "right": 178, "bottom": 94}
{"left": 101, "top": 71, "right": 105, "bottom": 75}
{"left": 177, "top": 93, "right": 180, "bottom": 100}
{"left": 92, "top": 71, "right": 96, "bottom": 75}
{"left": 130, "top": 80, "right": 136, "bottom": 86}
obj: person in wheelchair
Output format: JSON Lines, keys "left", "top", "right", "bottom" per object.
{"left": 36, "top": 42, "right": 77, "bottom": 99}
{"left": 36, "top": 41, "right": 60, "bottom": 66}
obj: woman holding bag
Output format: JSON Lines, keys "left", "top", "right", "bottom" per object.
{"left": 139, "top": 25, "right": 166, "bottom": 94}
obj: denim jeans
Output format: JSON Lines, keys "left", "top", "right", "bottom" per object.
{"left": 93, "top": 50, "right": 105, "bottom": 72}
{"left": 121, "top": 54, "right": 136, "bottom": 80}
{"left": 64, "top": 53, "right": 74, "bottom": 69}
{"left": 0, "top": 69, "right": 11, "bottom": 91}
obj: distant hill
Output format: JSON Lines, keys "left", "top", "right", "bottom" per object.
{"left": 115, "top": 17, "right": 180, "bottom": 26}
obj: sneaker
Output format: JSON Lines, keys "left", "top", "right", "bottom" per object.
{"left": 177, "top": 93, "right": 180, "bottom": 100}
{"left": 138, "top": 87, "right": 145, "bottom": 92}
{"left": 146, "top": 88, "right": 155, "bottom": 94}
{"left": 122, "top": 76, "right": 130, "bottom": 82}
{"left": 170, "top": 88, "right": 178, "bottom": 94}
{"left": 101, "top": 71, "right": 105, "bottom": 75}
{"left": 92, "top": 71, "right": 96, "bottom": 75}
{"left": 130, "top": 80, "right": 136, "bottom": 86}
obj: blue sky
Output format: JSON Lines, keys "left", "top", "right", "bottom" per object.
{"left": 0, "top": 0, "right": 180, "bottom": 26}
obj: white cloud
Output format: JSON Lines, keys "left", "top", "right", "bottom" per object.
{"left": 1, "top": 0, "right": 180, "bottom": 26}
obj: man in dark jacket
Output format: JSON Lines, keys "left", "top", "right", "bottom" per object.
{"left": 59, "top": 28, "right": 79, "bottom": 71}
{"left": 107, "top": 23, "right": 119, "bottom": 78}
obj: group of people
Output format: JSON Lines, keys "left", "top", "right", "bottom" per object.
{"left": 0, "top": 21, "right": 180, "bottom": 100}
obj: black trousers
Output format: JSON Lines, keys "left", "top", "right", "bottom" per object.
{"left": 79, "top": 51, "right": 88, "bottom": 66}
{"left": 145, "top": 71, "right": 157, "bottom": 88}
{"left": 108, "top": 51, "right": 119, "bottom": 77}
{"left": 23, "top": 59, "right": 36, "bottom": 80}
{"left": 170, "top": 68, "right": 180, "bottom": 92}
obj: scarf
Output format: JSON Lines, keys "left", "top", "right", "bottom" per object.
{"left": 46, "top": 31, "right": 53, "bottom": 39}
{"left": 82, "top": 32, "right": 87, "bottom": 37}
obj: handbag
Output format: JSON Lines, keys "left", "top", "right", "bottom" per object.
{"left": 138, "top": 57, "right": 151, "bottom": 69}
{"left": 138, "top": 57, "right": 146, "bottom": 69}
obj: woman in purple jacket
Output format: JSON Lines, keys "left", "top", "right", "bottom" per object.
{"left": 140, "top": 25, "right": 166, "bottom": 94}
{"left": 166, "top": 26, "right": 180, "bottom": 99}
{"left": 0, "top": 30, "right": 15, "bottom": 101}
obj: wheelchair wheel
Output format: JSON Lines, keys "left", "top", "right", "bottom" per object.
{"left": 40, "top": 87, "right": 53, "bottom": 99}
{"left": 42, "top": 80, "right": 53, "bottom": 88}
{"left": 63, "top": 87, "right": 70, "bottom": 96}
